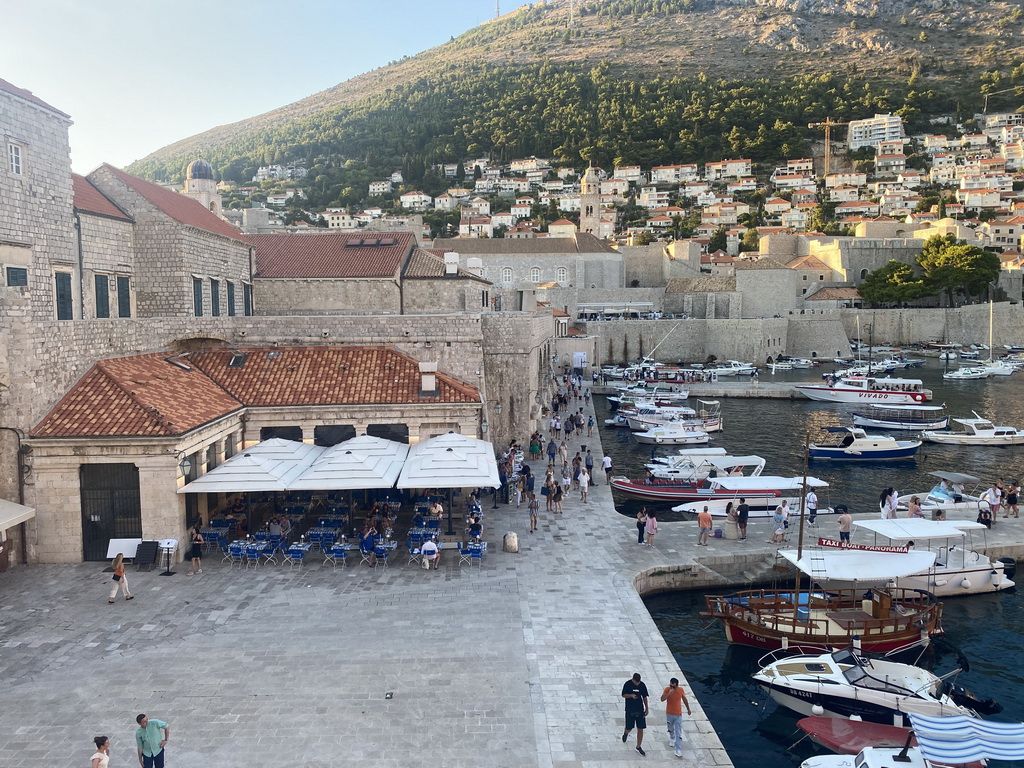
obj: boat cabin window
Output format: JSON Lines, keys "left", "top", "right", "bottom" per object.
{"left": 804, "top": 663, "right": 829, "bottom": 673}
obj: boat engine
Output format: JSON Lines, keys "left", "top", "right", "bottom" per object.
{"left": 997, "top": 557, "right": 1017, "bottom": 580}
{"left": 944, "top": 682, "right": 1003, "bottom": 716}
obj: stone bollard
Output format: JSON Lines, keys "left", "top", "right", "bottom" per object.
{"left": 503, "top": 531, "right": 520, "bottom": 553}
{"left": 724, "top": 519, "right": 739, "bottom": 540}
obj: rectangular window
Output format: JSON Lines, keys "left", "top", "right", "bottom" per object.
{"left": 210, "top": 279, "right": 221, "bottom": 316}
{"left": 116, "top": 276, "right": 131, "bottom": 317}
{"left": 55, "top": 272, "right": 73, "bottom": 320}
{"left": 243, "top": 283, "right": 253, "bottom": 316}
{"left": 193, "top": 277, "right": 203, "bottom": 317}
{"left": 5, "top": 266, "right": 28, "bottom": 287}
{"left": 226, "top": 281, "right": 236, "bottom": 316}
{"left": 95, "top": 274, "right": 110, "bottom": 318}
{"left": 8, "top": 143, "right": 23, "bottom": 175}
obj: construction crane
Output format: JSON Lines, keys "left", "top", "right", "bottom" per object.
{"left": 808, "top": 117, "right": 850, "bottom": 179}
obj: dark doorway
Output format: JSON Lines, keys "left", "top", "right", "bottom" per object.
{"left": 260, "top": 426, "right": 303, "bottom": 442}
{"left": 314, "top": 425, "right": 357, "bottom": 447}
{"left": 366, "top": 424, "right": 409, "bottom": 444}
{"left": 80, "top": 463, "right": 142, "bottom": 561}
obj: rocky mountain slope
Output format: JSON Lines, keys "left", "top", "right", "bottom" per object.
{"left": 130, "top": 0, "right": 1023, "bottom": 180}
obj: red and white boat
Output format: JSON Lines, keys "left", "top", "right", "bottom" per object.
{"left": 610, "top": 456, "right": 773, "bottom": 501}
{"left": 796, "top": 717, "right": 985, "bottom": 768}
{"left": 796, "top": 375, "right": 932, "bottom": 404}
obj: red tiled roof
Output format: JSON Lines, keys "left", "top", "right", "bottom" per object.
{"left": 31, "top": 355, "right": 243, "bottom": 438}
{"left": 72, "top": 174, "right": 132, "bottom": 222}
{"left": 188, "top": 346, "right": 479, "bottom": 407}
{"left": 31, "top": 346, "right": 479, "bottom": 439}
{"left": 0, "top": 77, "right": 71, "bottom": 118}
{"left": 251, "top": 232, "right": 414, "bottom": 279}
{"left": 94, "top": 164, "right": 245, "bottom": 241}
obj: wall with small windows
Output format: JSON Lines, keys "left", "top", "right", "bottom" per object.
{"left": 77, "top": 212, "right": 135, "bottom": 319}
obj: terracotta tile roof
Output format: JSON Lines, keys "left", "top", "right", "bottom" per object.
{"left": 0, "top": 77, "right": 71, "bottom": 118}
{"left": 734, "top": 257, "right": 790, "bottom": 270}
{"left": 72, "top": 174, "right": 132, "bottom": 222}
{"left": 31, "top": 355, "right": 243, "bottom": 438}
{"left": 433, "top": 232, "right": 616, "bottom": 254}
{"left": 251, "top": 232, "right": 414, "bottom": 279}
{"left": 189, "top": 346, "right": 479, "bottom": 407}
{"left": 403, "top": 249, "right": 489, "bottom": 282}
{"left": 806, "top": 287, "right": 862, "bottom": 301}
{"left": 95, "top": 165, "right": 245, "bottom": 242}
{"left": 787, "top": 255, "right": 831, "bottom": 271}
{"left": 31, "top": 346, "right": 479, "bottom": 439}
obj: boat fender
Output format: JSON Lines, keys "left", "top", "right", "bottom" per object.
{"left": 960, "top": 577, "right": 971, "bottom": 589}
{"left": 811, "top": 704, "right": 825, "bottom": 717}
{"left": 932, "top": 579, "right": 948, "bottom": 587}
{"left": 991, "top": 570, "right": 1002, "bottom": 586}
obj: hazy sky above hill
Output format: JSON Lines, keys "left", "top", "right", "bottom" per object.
{"left": 4, "top": 0, "right": 532, "bottom": 173}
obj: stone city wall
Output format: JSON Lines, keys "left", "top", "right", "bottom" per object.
{"left": 403, "top": 278, "right": 490, "bottom": 314}
{"left": 254, "top": 278, "right": 400, "bottom": 315}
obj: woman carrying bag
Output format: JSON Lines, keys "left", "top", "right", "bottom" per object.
{"left": 108, "top": 553, "right": 134, "bottom": 603}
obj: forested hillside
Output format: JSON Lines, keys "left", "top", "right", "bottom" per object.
{"left": 128, "top": 0, "right": 1024, "bottom": 210}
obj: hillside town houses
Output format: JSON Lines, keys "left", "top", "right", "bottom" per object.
{"left": 5, "top": 74, "right": 1024, "bottom": 568}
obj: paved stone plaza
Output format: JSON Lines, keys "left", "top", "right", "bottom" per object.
{"left": 3, "top": 396, "right": 1023, "bottom": 768}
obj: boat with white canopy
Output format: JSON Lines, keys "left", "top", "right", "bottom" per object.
{"left": 922, "top": 413, "right": 1024, "bottom": 446}
{"left": 896, "top": 471, "right": 986, "bottom": 518}
{"left": 851, "top": 518, "right": 1015, "bottom": 597}
{"left": 673, "top": 475, "right": 830, "bottom": 517}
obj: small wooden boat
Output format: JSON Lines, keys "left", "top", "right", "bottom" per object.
{"left": 808, "top": 426, "right": 921, "bottom": 461}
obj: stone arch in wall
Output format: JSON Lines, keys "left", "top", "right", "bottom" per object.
{"left": 169, "top": 335, "right": 232, "bottom": 351}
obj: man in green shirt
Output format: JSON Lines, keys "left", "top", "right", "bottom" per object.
{"left": 135, "top": 713, "right": 170, "bottom": 768}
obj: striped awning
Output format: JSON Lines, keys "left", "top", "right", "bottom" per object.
{"left": 908, "top": 713, "right": 1024, "bottom": 763}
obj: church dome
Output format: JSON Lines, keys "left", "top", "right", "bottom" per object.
{"left": 186, "top": 159, "right": 214, "bottom": 180}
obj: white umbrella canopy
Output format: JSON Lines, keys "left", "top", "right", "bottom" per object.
{"left": 396, "top": 432, "right": 500, "bottom": 490}
{"left": 289, "top": 434, "right": 410, "bottom": 490}
{"left": 177, "top": 438, "right": 324, "bottom": 494}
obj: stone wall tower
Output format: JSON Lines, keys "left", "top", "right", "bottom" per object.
{"left": 579, "top": 165, "right": 600, "bottom": 236}
{"left": 183, "top": 158, "right": 221, "bottom": 216}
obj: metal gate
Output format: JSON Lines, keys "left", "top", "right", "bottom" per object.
{"left": 80, "top": 464, "right": 142, "bottom": 561}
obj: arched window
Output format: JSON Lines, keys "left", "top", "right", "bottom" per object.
{"left": 530, "top": 267, "right": 541, "bottom": 283}
{"left": 501, "top": 267, "right": 513, "bottom": 284}
{"left": 860, "top": 268, "right": 869, "bottom": 280}
{"left": 557, "top": 267, "right": 568, "bottom": 283}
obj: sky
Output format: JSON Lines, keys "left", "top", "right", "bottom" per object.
{"left": 3, "top": 0, "right": 533, "bottom": 173}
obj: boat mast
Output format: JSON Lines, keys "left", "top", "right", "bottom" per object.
{"left": 989, "top": 290, "right": 994, "bottom": 364}
{"left": 793, "top": 432, "right": 811, "bottom": 625}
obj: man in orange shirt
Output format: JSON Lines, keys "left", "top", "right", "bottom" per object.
{"left": 660, "top": 677, "right": 692, "bottom": 758}
{"left": 697, "top": 506, "right": 713, "bottom": 546}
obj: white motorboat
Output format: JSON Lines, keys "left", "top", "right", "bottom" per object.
{"left": 646, "top": 452, "right": 764, "bottom": 482}
{"left": 673, "top": 474, "right": 830, "bottom": 517}
{"left": 623, "top": 399, "right": 722, "bottom": 433}
{"left": 942, "top": 366, "right": 990, "bottom": 380}
{"left": 795, "top": 376, "right": 932, "bottom": 404}
{"left": 922, "top": 413, "right": 1024, "bottom": 446}
{"left": 896, "top": 471, "right": 986, "bottom": 517}
{"left": 632, "top": 423, "right": 710, "bottom": 445}
{"left": 981, "top": 359, "right": 1018, "bottom": 376}
{"left": 808, "top": 426, "right": 921, "bottom": 461}
{"left": 939, "top": 350, "right": 960, "bottom": 360}
{"left": 752, "top": 647, "right": 976, "bottom": 725}
{"left": 719, "top": 360, "right": 758, "bottom": 375}
{"left": 852, "top": 518, "right": 1015, "bottom": 597}
{"left": 852, "top": 404, "right": 950, "bottom": 431}
{"left": 769, "top": 361, "right": 794, "bottom": 372}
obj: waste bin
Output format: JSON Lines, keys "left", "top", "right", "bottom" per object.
{"left": 724, "top": 519, "right": 739, "bottom": 540}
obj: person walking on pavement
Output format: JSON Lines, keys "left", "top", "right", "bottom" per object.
{"left": 579, "top": 467, "right": 590, "bottom": 503}
{"left": 621, "top": 673, "right": 649, "bottom": 756}
{"left": 661, "top": 677, "right": 692, "bottom": 758}
{"left": 602, "top": 452, "right": 613, "bottom": 485}
{"left": 806, "top": 488, "right": 818, "bottom": 525}
{"left": 696, "top": 506, "right": 712, "bottom": 546}
{"left": 108, "top": 553, "right": 133, "bottom": 603}
{"left": 135, "top": 714, "right": 170, "bottom": 768}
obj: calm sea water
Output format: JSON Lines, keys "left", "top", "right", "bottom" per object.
{"left": 599, "top": 360, "right": 1024, "bottom": 522}
{"left": 598, "top": 360, "right": 1024, "bottom": 768}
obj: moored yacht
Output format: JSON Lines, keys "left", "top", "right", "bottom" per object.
{"left": 796, "top": 376, "right": 932, "bottom": 404}
{"left": 922, "top": 413, "right": 1024, "bottom": 446}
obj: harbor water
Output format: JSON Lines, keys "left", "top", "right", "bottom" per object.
{"left": 593, "top": 359, "right": 1024, "bottom": 768}
{"left": 598, "top": 360, "right": 1024, "bottom": 522}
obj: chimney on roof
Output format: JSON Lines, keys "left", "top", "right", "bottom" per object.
{"left": 419, "top": 361, "right": 438, "bottom": 396}
{"left": 466, "top": 256, "right": 483, "bottom": 276}
{"left": 443, "top": 251, "right": 459, "bottom": 276}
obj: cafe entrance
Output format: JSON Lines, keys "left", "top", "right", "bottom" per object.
{"left": 80, "top": 463, "right": 142, "bottom": 561}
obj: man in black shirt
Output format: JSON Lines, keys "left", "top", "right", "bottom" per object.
{"left": 736, "top": 497, "right": 750, "bottom": 541}
{"left": 621, "top": 672, "right": 649, "bottom": 756}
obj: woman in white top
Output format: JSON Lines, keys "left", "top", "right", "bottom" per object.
{"left": 91, "top": 736, "right": 110, "bottom": 768}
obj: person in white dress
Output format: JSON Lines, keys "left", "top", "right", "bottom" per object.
{"left": 90, "top": 736, "right": 110, "bottom": 768}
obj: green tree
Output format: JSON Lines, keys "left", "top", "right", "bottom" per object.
{"left": 708, "top": 225, "right": 728, "bottom": 252}
{"left": 859, "top": 261, "right": 933, "bottom": 306}
{"left": 739, "top": 226, "right": 760, "bottom": 252}
{"left": 917, "top": 234, "right": 1001, "bottom": 305}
